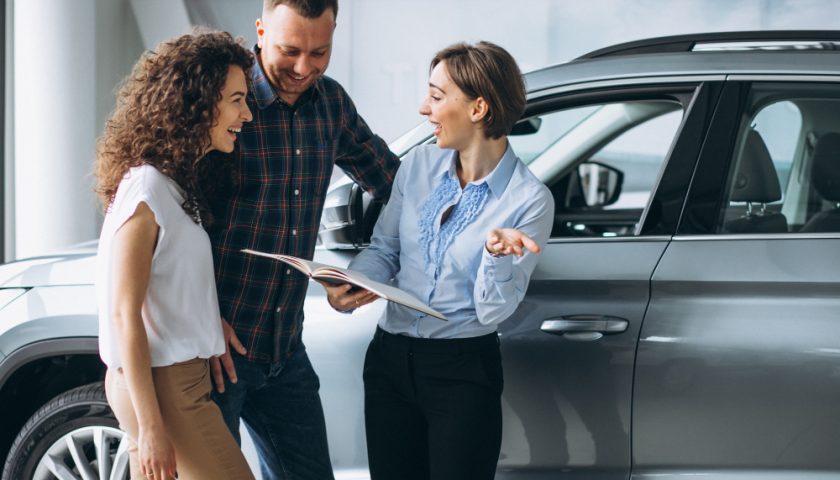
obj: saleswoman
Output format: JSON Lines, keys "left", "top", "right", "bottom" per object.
{"left": 323, "top": 40, "right": 554, "bottom": 480}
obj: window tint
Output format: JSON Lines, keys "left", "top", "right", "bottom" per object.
{"left": 513, "top": 106, "right": 599, "bottom": 165}
{"left": 718, "top": 83, "right": 840, "bottom": 234}
{"left": 591, "top": 110, "right": 683, "bottom": 211}
{"left": 751, "top": 101, "right": 800, "bottom": 190}
{"left": 509, "top": 100, "right": 683, "bottom": 237}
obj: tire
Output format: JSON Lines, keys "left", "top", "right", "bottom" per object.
{"left": 2, "top": 382, "right": 130, "bottom": 480}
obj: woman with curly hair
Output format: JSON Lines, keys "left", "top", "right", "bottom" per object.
{"left": 95, "top": 29, "right": 255, "bottom": 480}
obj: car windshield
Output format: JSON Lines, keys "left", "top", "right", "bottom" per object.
{"left": 389, "top": 107, "right": 602, "bottom": 166}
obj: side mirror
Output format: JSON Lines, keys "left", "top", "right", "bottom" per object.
{"left": 510, "top": 117, "right": 542, "bottom": 136}
{"left": 319, "top": 181, "right": 362, "bottom": 249}
{"left": 576, "top": 161, "right": 623, "bottom": 207}
{"left": 319, "top": 182, "right": 383, "bottom": 250}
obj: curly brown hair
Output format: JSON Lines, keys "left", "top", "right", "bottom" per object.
{"left": 94, "top": 28, "right": 253, "bottom": 225}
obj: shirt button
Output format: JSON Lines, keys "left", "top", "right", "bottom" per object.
{"left": 286, "top": 269, "right": 291, "bottom": 274}
{"left": 276, "top": 307, "right": 281, "bottom": 313}
{"left": 295, "top": 149, "right": 301, "bottom": 155}
{"left": 294, "top": 189, "right": 300, "bottom": 195}
{"left": 292, "top": 229, "right": 297, "bottom": 235}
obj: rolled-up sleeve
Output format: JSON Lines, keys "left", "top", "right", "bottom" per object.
{"left": 473, "top": 187, "right": 554, "bottom": 326}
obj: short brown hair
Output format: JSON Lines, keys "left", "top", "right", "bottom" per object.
{"left": 263, "top": 0, "right": 338, "bottom": 19}
{"left": 430, "top": 41, "right": 525, "bottom": 139}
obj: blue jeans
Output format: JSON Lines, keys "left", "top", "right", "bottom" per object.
{"left": 212, "top": 345, "right": 334, "bottom": 480}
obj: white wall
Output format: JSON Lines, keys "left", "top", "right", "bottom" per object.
{"left": 9, "top": 0, "right": 143, "bottom": 259}
{"left": 13, "top": 0, "right": 99, "bottom": 259}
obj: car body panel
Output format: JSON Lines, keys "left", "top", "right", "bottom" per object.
{"left": 0, "top": 286, "right": 98, "bottom": 357}
{"left": 526, "top": 52, "right": 840, "bottom": 95}
{"left": 496, "top": 238, "right": 669, "bottom": 479}
{"left": 635, "top": 236, "right": 840, "bottom": 478}
{"left": 0, "top": 337, "right": 99, "bottom": 389}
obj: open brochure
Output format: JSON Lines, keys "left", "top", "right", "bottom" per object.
{"left": 241, "top": 249, "right": 447, "bottom": 321}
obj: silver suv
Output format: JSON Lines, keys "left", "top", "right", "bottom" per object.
{"left": 2, "top": 31, "right": 840, "bottom": 480}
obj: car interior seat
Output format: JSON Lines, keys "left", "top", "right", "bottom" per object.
{"left": 725, "top": 129, "right": 788, "bottom": 234}
{"left": 800, "top": 132, "right": 840, "bottom": 232}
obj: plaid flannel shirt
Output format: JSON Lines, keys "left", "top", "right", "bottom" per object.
{"left": 208, "top": 53, "right": 399, "bottom": 363}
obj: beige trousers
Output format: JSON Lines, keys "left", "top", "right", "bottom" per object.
{"left": 105, "top": 358, "right": 255, "bottom": 480}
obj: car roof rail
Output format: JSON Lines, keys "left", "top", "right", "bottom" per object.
{"left": 577, "top": 30, "right": 840, "bottom": 60}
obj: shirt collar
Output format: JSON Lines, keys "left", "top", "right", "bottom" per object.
{"left": 250, "top": 45, "right": 323, "bottom": 110}
{"left": 439, "top": 143, "right": 518, "bottom": 198}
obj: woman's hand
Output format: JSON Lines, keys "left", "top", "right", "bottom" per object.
{"left": 485, "top": 228, "right": 542, "bottom": 257}
{"left": 138, "top": 424, "right": 177, "bottom": 479}
{"left": 317, "top": 281, "right": 379, "bottom": 312}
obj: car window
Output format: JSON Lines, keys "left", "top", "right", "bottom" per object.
{"left": 717, "top": 83, "right": 840, "bottom": 234}
{"left": 591, "top": 109, "right": 683, "bottom": 211}
{"left": 508, "top": 100, "right": 684, "bottom": 237}
{"left": 512, "top": 106, "right": 599, "bottom": 165}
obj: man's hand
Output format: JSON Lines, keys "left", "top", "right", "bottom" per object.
{"left": 210, "top": 318, "right": 247, "bottom": 394}
{"left": 485, "top": 228, "right": 541, "bottom": 257}
{"left": 138, "top": 424, "right": 177, "bottom": 480}
{"left": 316, "top": 281, "right": 379, "bottom": 312}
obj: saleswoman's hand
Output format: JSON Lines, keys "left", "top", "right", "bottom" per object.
{"left": 485, "top": 228, "right": 541, "bottom": 257}
{"left": 317, "top": 281, "right": 379, "bottom": 312}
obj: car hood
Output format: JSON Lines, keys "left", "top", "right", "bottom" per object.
{"left": 0, "top": 242, "right": 97, "bottom": 288}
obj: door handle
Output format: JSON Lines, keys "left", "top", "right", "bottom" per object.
{"left": 540, "top": 314, "right": 629, "bottom": 339}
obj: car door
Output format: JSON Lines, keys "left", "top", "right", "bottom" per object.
{"left": 634, "top": 80, "right": 840, "bottom": 479}
{"left": 495, "top": 79, "right": 722, "bottom": 479}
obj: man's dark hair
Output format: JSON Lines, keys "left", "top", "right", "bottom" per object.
{"left": 263, "top": 0, "right": 338, "bottom": 19}
{"left": 430, "top": 41, "right": 526, "bottom": 140}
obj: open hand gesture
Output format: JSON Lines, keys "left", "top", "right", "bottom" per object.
{"left": 485, "top": 228, "right": 541, "bottom": 257}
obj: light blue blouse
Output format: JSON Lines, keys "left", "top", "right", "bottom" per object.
{"left": 349, "top": 143, "right": 555, "bottom": 339}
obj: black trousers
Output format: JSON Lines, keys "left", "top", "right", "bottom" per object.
{"left": 363, "top": 326, "right": 504, "bottom": 480}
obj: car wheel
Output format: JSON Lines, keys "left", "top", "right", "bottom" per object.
{"left": 2, "top": 382, "right": 130, "bottom": 480}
